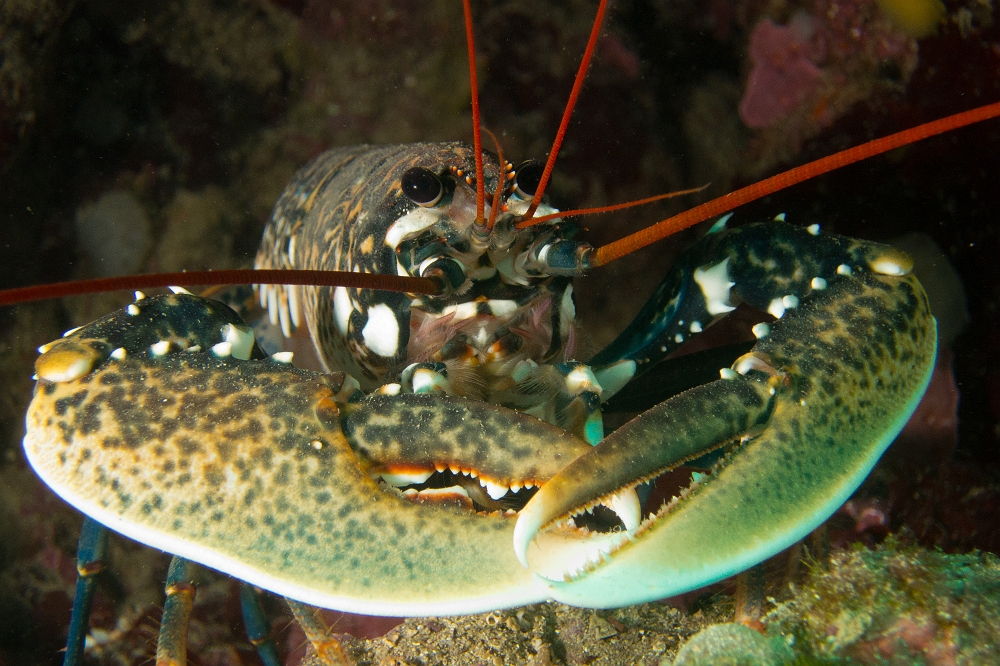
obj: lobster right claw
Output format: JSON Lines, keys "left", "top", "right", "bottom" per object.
{"left": 514, "top": 223, "right": 938, "bottom": 607}
{"left": 23, "top": 293, "right": 601, "bottom": 617}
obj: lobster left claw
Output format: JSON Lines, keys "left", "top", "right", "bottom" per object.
{"left": 514, "top": 224, "right": 938, "bottom": 607}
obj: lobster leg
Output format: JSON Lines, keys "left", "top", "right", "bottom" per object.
{"left": 240, "top": 585, "right": 282, "bottom": 666}
{"left": 156, "top": 556, "right": 196, "bottom": 666}
{"left": 62, "top": 516, "right": 109, "bottom": 666}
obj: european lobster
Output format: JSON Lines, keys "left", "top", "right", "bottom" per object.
{"left": 5, "top": 0, "right": 999, "bottom": 664}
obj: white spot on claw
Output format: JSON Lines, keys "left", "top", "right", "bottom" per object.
{"left": 752, "top": 322, "right": 770, "bottom": 339}
{"left": 271, "top": 351, "right": 294, "bottom": 363}
{"left": 690, "top": 321, "right": 702, "bottom": 333}
{"left": 767, "top": 298, "right": 785, "bottom": 319}
{"left": 811, "top": 277, "right": 827, "bottom": 290}
{"left": 151, "top": 340, "right": 171, "bottom": 356}
{"left": 127, "top": 304, "right": 140, "bottom": 316}
{"left": 674, "top": 333, "right": 684, "bottom": 344}
{"left": 212, "top": 341, "right": 232, "bottom": 357}
{"left": 693, "top": 258, "right": 736, "bottom": 315}
{"left": 807, "top": 224, "right": 820, "bottom": 235}
{"left": 837, "top": 264, "right": 852, "bottom": 276}
{"left": 720, "top": 368, "right": 738, "bottom": 380}
{"left": 110, "top": 347, "right": 126, "bottom": 360}
{"left": 871, "top": 258, "right": 906, "bottom": 276}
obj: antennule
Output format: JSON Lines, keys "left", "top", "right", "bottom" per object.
{"left": 462, "top": 0, "right": 486, "bottom": 227}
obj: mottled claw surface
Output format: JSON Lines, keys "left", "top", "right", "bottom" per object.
{"left": 515, "top": 224, "right": 938, "bottom": 607}
{"left": 24, "top": 294, "right": 594, "bottom": 616}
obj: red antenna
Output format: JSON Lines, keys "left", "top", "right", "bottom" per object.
{"left": 0, "top": 269, "right": 440, "bottom": 306}
{"left": 588, "top": 99, "right": 1000, "bottom": 268}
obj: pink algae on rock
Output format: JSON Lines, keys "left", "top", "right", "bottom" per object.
{"left": 736, "top": 0, "right": 922, "bottom": 176}
{"left": 739, "top": 16, "right": 824, "bottom": 129}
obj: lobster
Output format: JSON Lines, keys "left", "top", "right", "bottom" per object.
{"left": 7, "top": 0, "right": 999, "bottom": 664}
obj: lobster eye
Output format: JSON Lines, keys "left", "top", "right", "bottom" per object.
{"left": 401, "top": 167, "right": 444, "bottom": 207}
{"left": 513, "top": 160, "right": 544, "bottom": 199}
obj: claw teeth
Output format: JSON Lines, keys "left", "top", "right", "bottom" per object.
{"left": 482, "top": 480, "right": 508, "bottom": 500}
{"left": 608, "top": 488, "right": 642, "bottom": 531}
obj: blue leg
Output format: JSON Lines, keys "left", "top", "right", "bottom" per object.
{"left": 240, "top": 584, "right": 282, "bottom": 666}
{"left": 156, "top": 556, "right": 195, "bottom": 666}
{"left": 63, "top": 516, "right": 109, "bottom": 666}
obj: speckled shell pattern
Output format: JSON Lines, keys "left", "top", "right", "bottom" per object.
{"left": 255, "top": 143, "right": 503, "bottom": 389}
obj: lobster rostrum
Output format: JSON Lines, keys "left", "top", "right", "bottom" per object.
{"left": 14, "top": 0, "right": 994, "bottom": 660}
